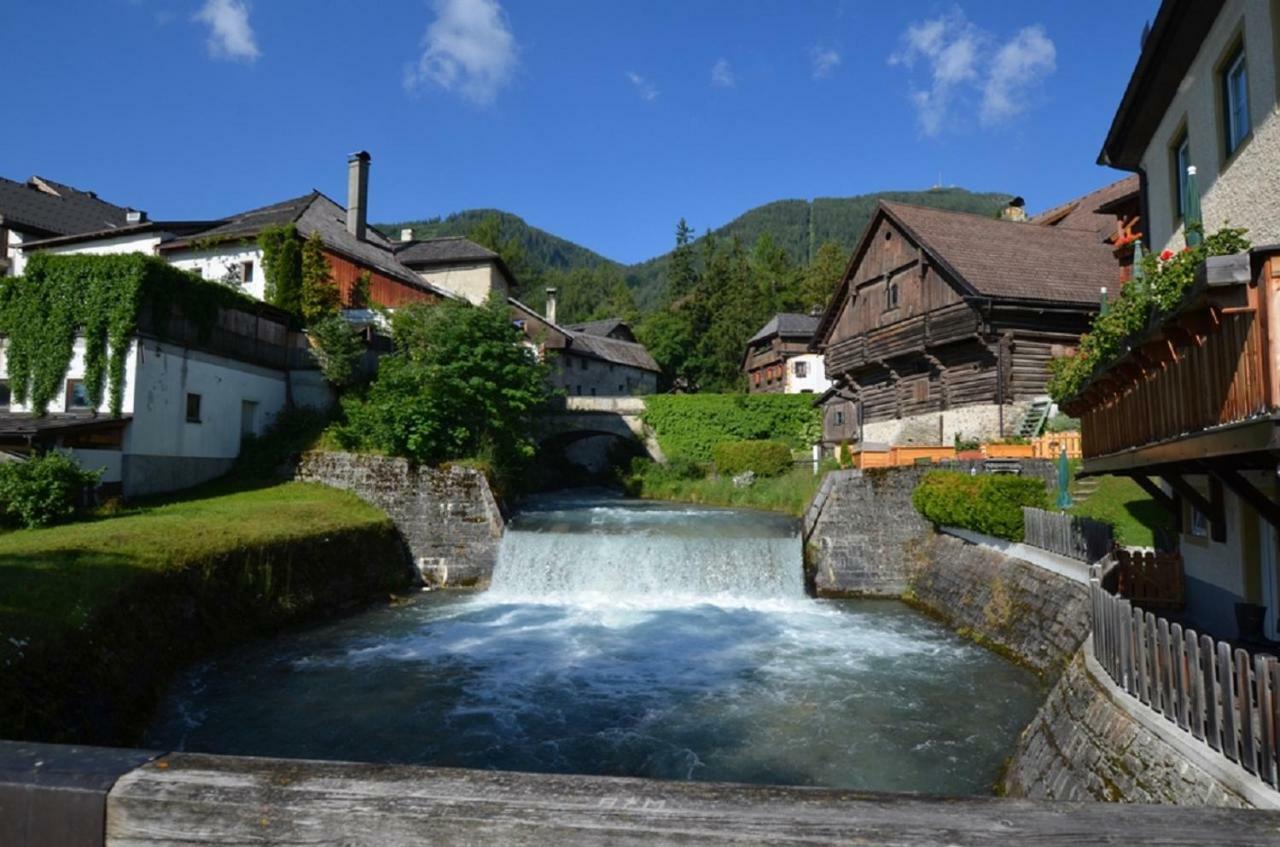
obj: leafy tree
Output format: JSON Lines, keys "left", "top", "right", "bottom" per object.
{"left": 336, "top": 298, "right": 549, "bottom": 470}
{"left": 309, "top": 315, "right": 366, "bottom": 391}
{"left": 258, "top": 224, "right": 303, "bottom": 315}
{"left": 301, "top": 232, "right": 340, "bottom": 324}
{"left": 348, "top": 270, "right": 372, "bottom": 310}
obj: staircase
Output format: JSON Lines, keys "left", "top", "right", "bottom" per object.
{"left": 1072, "top": 476, "right": 1102, "bottom": 506}
{"left": 1017, "top": 399, "right": 1052, "bottom": 439}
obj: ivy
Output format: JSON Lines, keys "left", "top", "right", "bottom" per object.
{"left": 641, "top": 394, "right": 821, "bottom": 462}
{"left": 1048, "top": 225, "right": 1252, "bottom": 403}
{"left": 259, "top": 223, "right": 302, "bottom": 315}
{"left": 0, "top": 253, "right": 256, "bottom": 417}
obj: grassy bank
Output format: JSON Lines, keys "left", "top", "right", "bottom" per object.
{"left": 0, "top": 478, "right": 411, "bottom": 744}
{"left": 1068, "top": 472, "right": 1172, "bottom": 548}
{"left": 625, "top": 463, "right": 827, "bottom": 517}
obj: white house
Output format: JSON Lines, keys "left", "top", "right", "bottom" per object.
{"left": 743, "top": 313, "right": 831, "bottom": 395}
{"left": 0, "top": 175, "right": 136, "bottom": 278}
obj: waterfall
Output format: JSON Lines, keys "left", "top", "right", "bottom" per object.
{"left": 486, "top": 497, "right": 805, "bottom": 606}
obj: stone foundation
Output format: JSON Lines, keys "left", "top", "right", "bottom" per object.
{"left": 860, "top": 401, "right": 1038, "bottom": 447}
{"left": 1002, "top": 649, "right": 1275, "bottom": 807}
{"left": 294, "top": 451, "right": 505, "bottom": 587}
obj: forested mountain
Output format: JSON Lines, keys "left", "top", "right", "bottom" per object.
{"left": 377, "top": 187, "right": 1012, "bottom": 389}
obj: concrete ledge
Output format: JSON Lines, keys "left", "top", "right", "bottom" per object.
{"left": 941, "top": 526, "right": 1090, "bottom": 585}
{"left": 98, "top": 749, "right": 1280, "bottom": 845}
{"left": 1081, "top": 640, "right": 1280, "bottom": 810}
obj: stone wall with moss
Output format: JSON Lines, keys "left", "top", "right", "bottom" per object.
{"left": 294, "top": 451, "right": 505, "bottom": 587}
{"left": 1003, "top": 652, "right": 1270, "bottom": 807}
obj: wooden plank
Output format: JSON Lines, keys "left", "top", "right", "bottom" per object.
{"left": 1271, "top": 660, "right": 1280, "bottom": 788}
{"left": 1120, "top": 599, "right": 1135, "bottom": 696}
{"left": 1159, "top": 618, "right": 1175, "bottom": 722}
{"left": 1256, "top": 654, "right": 1275, "bottom": 786}
{"left": 1137, "top": 608, "right": 1151, "bottom": 706}
{"left": 1204, "top": 634, "right": 1220, "bottom": 751}
{"left": 1171, "top": 623, "right": 1188, "bottom": 731}
{"left": 104, "top": 751, "right": 1280, "bottom": 847}
{"left": 1220, "top": 640, "right": 1239, "bottom": 762}
{"left": 1187, "top": 628, "right": 1205, "bottom": 740}
{"left": 1147, "top": 614, "right": 1162, "bottom": 714}
{"left": 1238, "top": 649, "right": 1257, "bottom": 775}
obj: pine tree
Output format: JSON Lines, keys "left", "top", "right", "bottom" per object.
{"left": 802, "top": 240, "right": 849, "bottom": 313}
{"left": 259, "top": 224, "right": 303, "bottom": 316}
{"left": 665, "top": 218, "right": 698, "bottom": 302}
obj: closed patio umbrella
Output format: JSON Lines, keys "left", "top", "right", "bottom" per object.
{"left": 1184, "top": 165, "right": 1203, "bottom": 247}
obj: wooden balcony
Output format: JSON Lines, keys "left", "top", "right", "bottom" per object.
{"left": 824, "top": 303, "right": 980, "bottom": 376}
{"left": 1064, "top": 250, "right": 1280, "bottom": 470}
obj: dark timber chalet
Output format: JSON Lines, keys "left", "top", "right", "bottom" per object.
{"left": 813, "top": 196, "right": 1132, "bottom": 448}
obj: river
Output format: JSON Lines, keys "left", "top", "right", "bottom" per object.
{"left": 145, "top": 492, "right": 1042, "bottom": 793}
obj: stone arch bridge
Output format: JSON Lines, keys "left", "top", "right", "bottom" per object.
{"left": 535, "top": 396, "right": 665, "bottom": 462}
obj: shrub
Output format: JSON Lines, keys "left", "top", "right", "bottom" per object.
{"left": 911, "top": 470, "right": 1048, "bottom": 542}
{"left": 712, "top": 440, "right": 793, "bottom": 478}
{"left": 642, "top": 394, "right": 821, "bottom": 462}
{"left": 309, "top": 315, "right": 367, "bottom": 390}
{"left": 0, "top": 452, "right": 102, "bottom": 529}
{"left": 1044, "top": 413, "right": 1080, "bottom": 433}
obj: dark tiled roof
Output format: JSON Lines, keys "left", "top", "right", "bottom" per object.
{"left": 164, "top": 192, "right": 317, "bottom": 244}
{"left": 395, "top": 236, "right": 498, "bottom": 266}
{"left": 748, "top": 313, "right": 821, "bottom": 344}
{"left": 564, "top": 318, "right": 636, "bottom": 341}
{"left": 570, "top": 332, "right": 660, "bottom": 372}
{"left": 1030, "top": 176, "right": 1139, "bottom": 242}
{"left": 0, "top": 175, "right": 132, "bottom": 237}
{"left": 882, "top": 201, "right": 1119, "bottom": 305}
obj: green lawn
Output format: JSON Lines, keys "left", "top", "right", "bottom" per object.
{"left": 1068, "top": 473, "right": 1172, "bottom": 548}
{"left": 0, "top": 480, "right": 390, "bottom": 664}
{"left": 628, "top": 464, "right": 827, "bottom": 517}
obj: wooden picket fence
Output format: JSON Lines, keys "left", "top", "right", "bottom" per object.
{"left": 1114, "top": 548, "right": 1185, "bottom": 609}
{"left": 1090, "top": 565, "right": 1280, "bottom": 790}
{"left": 1022, "top": 507, "right": 1114, "bottom": 563}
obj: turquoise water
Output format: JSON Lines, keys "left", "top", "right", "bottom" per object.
{"left": 145, "top": 494, "right": 1042, "bottom": 793}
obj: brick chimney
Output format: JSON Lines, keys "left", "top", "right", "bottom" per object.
{"left": 347, "top": 151, "right": 370, "bottom": 241}
{"left": 545, "top": 287, "right": 558, "bottom": 325}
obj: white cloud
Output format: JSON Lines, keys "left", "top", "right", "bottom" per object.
{"left": 889, "top": 8, "right": 1055, "bottom": 136}
{"left": 811, "top": 47, "right": 841, "bottom": 79}
{"left": 711, "top": 58, "right": 735, "bottom": 88}
{"left": 981, "top": 25, "right": 1056, "bottom": 125}
{"left": 195, "top": 0, "right": 260, "bottom": 63}
{"left": 405, "top": 0, "right": 518, "bottom": 105}
{"left": 627, "top": 71, "right": 658, "bottom": 101}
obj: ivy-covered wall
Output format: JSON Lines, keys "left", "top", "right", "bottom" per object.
{"left": 642, "top": 394, "right": 821, "bottom": 462}
{"left": 0, "top": 253, "right": 256, "bottom": 416}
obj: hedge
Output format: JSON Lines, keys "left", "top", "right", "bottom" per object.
{"left": 911, "top": 470, "right": 1049, "bottom": 542}
{"left": 642, "top": 394, "right": 821, "bottom": 462}
{"left": 712, "top": 440, "right": 793, "bottom": 478}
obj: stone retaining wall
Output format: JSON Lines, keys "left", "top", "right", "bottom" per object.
{"left": 907, "top": 533, "right": 1090, "bottom": 675}
{"left": 1002, "top": 650, "right": 1270, "bottom": 807}
{"left": 295, "top": 451, "right": 505, "bottom": 587}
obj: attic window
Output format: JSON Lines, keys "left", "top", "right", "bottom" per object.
{"left": 885, "top": 275, "right": 900, "bottom": 311}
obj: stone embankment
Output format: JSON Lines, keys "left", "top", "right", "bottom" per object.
{"left": 294, "top": 451, "right": 505, "bottom": 587}
{"left": 804, "top": 465, "right": 1277, "bottom": 807}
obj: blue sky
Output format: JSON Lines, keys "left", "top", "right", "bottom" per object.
{"left": 2, "top": 1, "right": 1159, "bottom": 264}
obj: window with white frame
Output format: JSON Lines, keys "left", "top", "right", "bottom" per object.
{"left": 1172, "top": 130, "right": 1190, "bottom": 220}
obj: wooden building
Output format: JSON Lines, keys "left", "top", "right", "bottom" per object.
{"left": 813, "top": 198, "right": 1130, "bottom": 448}
{"left": 743, "top": 313, "right": 830, "bottom": 394}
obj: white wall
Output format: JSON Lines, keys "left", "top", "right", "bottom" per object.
{"left": 417, "top": 262, "right": 508, "bottom": 306}
{"left": 1140, "top": 0, "right": 1280, "bottom": 251}
{"left": 126, "top": 338, "right": 286, "bottom": 461}
{"left": 784, "top": 353, "right": 831, "bottom": 394}
{"left": 12, "top": 231, "right": 163, "bottom": 276}
{"left": 167, "top": 246, "right": 266, "bottom": 302}
{"left": 1, "top": 336, "right": 140, "bottom": 416}
{"left": 550, "top": 351, "right": 658, "bottom": 397}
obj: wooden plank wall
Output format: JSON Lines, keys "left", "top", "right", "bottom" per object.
{"left": 324, "top": 251, "right": 441, "bottom": 309}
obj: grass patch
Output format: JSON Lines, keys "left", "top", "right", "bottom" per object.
{"left": 1068, "top": 472, "right": 1172, "bottom": 548}
{"left": 625, "top": 463, "right": 826, "bottom": 518}
{"left": 0, "top": 480, "right": 391, "bottom": 666}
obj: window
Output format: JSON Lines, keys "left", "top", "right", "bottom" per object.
{"left": 834, "top": 410, "right": 845, "bottom": 426}
{"left": 0, "top": 380, "right": 9, "bottom": 408}
{"left": 185, "top": 392, "right": 202, "bottom": 423}
{"left": 240, "top": 261, "right": 255, "bottom": 285}
{"left": 1171, "top": 130, "right": 1190, "bottom": 220}
{"left": 885, "top": 276, "right": 899, "bottom": 311}
{"left": 1189, "top": 504, "right": 1210, "bottom": 538}
{"left": 590, "top": 387, "right": 597, "bottom": 396}
{"left": 240, "top": 400, "right": 258, "bottom": 436}
{"left": 1222, "top": 44, "right": 1250, "bottom": 156}
{"left": 66, "top": 379, "right": 91, "bottom": 409}
{"left": 580, "top": 358, "right": 589, "bottom": 370}
{"left": 753, "top": 372, "right": 761, "bottom": 386}
{"left": 794, "top": 360, "right": 808, "bottom": 378}
{"left": 618, "top": 384, "right": 624, "bottom": 393}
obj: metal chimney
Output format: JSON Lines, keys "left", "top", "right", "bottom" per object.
{"left": 347, "top": 151, "right": 370, "bottom": 241}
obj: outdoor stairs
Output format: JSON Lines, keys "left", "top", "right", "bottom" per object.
{"left": 1073, "top": 476, "right": 1102, "bottom": 506}
{"left": 1016, "top": 399, "right": 1052, "bottom": 438}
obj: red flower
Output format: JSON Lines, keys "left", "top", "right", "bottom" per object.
{"left": 1159, "top": 249, "right": 1174, "bottom": 261}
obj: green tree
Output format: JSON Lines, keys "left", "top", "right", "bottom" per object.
{"left": 309, "top": 315, "right": 366, "bottom": 391}
{"left": 336, "top": 298, "right": 549, "bottom": 470}
{"left": 301, "top": 232, "right": 340, "bottom": 324}
{"left": 665, "top": 218, "right": 698, "bottom": 302}
{"left": 469, "top": 213, "right": 540, "bottom": 297}
{"left": 258, "top": 224, "right": 303, "bottom": 315}
{"left": 802, "top": 240, "right": 848, "bottom": 313}
{"left": 348, "top": 270, "right": 372, "bottom": 309}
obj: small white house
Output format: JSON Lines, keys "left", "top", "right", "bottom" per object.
{"left": 0, "top": 175, "right": 136, "bottom": 278}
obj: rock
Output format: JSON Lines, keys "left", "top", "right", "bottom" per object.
{"left": 732, "top": 471, "right": 755, "bottom": 488}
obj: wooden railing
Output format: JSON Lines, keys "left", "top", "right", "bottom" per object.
{"left": 1090, "top": 569, "right": 1280, "bottom": 791}
{"left": 1022, "top": 507, "right": 1113, "bottom": 563}
{"left": 1114, "top": 548, "right": 1184, "bottom": 609}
